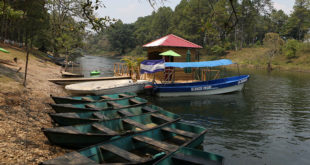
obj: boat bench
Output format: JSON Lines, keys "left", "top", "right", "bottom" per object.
{"left": 117, "top": 110, "right": 134, "bottom": 117}
{"left": 133, "top": 135, "right": 179, "bottom": 152}
{"left": 129, "top": 99, "right": 143, "bottom": 105}
{"left": 172, "top": 153, "right": 219, "bottom": 165}
{"left": 122, "top": 119, "right": 148, "bottom": 130}
{"left": 84, "top": 104, "right": 100, "bottom": 110}
{"left": 119, "top": 93, "right": 133, "bottom": 98}
{"left": 91, "top": 123, "right": 117, "bottom": 135}
{"left": 151, "top": 114, "right": 174, "bottom": 122}
{"left": 142, "top": 106, "right": 158, "bottom": 113}
{"left": 161, "top": 127, "right": 197, "bottom": 138}
{"left": 100, "top": 144, "right": 147, "bottom": 163}
{"left": 100, "top": 95, "right": 112, "bottom": 100}
{"left": 81, "top": 97, "right": 94, "bottom": 102}
{"left": 56, "top": 127, "right": 81, "bottom": 134}
{"left": 92, "top": 112, "right": 108, "bottom": 120}
{"left": 107, "top": 101, "right": 124, "bottom": 108}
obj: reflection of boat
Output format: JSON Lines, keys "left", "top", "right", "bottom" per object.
{"left": 51, "top": 92, "right": 136, "bottom": 104}
{"left": 65, "top": 79, "right": 150, "bottom": 95}
{"left": 43, "top": 112, "right": 180, "bottom": 148}
{"left": 41, "top": 121, "right": 207, "bottom": 165}
{"left": 154, "top": 75, "right": 250, "bottom": 97}
{"left": 155, "top": 147, "right": 224, "bottom": 165}
{"left": 61, "top": 71, "right": 84, "bottom": 78}
{"left": 151, "top": 59, "right": 250, "bottom": 97}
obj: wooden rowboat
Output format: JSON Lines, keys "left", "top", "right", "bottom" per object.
{"left": 50, "top": 105, "right": 165, "bottom": 126}
{"left": 48, "top": 76, "right": 131, "bottom": 85}
{"left": 41, "top": 121, "right": 207, "bottom": 165}
{"left": 50, "top": 97, "right": 147, "bottom": 113}
{"left": 43, "top": 112, "right": 180, "bottom": 148}
{"left": 51, "top": 92, "right": 136, "bottom": 104}
{"left": 155, "top": 147, "right": 224, "bottom": 165}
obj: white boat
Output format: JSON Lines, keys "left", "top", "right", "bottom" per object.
{"left": 65, "top": 79, "right": 150, "bottom": 95}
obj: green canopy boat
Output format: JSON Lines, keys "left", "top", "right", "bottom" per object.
{"left": 155, "top": 147, "right": 224, "bottom": 165}
{"left": 50, "top": 105, "right": 165, "bottom": 126}
{"left": 50, "top": 97, "right": 147, "bottom": 113}
{"left": 41, "top": 121, "right": 207, "bottom": 165}
{"left": 90, "top": 70, "right": 100, "bottom": 76}
{"left": 43, "top": 112, "right": 180, "bottom": 148}
{"left": 51, "top": 92, "right": 137, "bottom": 104}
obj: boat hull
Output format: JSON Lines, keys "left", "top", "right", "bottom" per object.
{"left": 154, "top": 75, "right": 249, "bottom": 97}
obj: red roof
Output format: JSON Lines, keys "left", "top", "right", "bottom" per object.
{"left": 143, "top": 34, "right": 202, "bottom": 48}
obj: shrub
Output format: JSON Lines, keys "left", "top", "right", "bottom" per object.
{"left": 282, "top": 39, "right": 300, "bottom": 59}
{"left": 210, "top": 45, "right": 225, "bottom": 56}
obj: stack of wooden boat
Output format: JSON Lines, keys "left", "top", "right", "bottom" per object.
{"left": 41, "top": 92, "right": 224, "bottom": 164}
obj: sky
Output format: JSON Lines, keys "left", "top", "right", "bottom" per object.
{"left": 98, "top": 0, "right": 295, "bottom": 24}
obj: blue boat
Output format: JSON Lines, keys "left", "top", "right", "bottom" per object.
{"left": 152, "top": 59, "right": 250, "bottom": 97}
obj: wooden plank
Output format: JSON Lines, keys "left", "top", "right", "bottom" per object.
{"left": 91, "top": 123, "right": 117, "bottom": 135}
{"left": 172, "top": 153, "right": 220, "bottom": 165}
{"left": 118, "top": 93, "right": 133, "bottom": 98}
{"left": 151, "top": 114, "right": 174, "bottom": 122}
{"left": 84, "top": 104, "right": 99, "bottom": 109}
{"left": 161, "top": 127, "right": 197, "bottom": 138}
{"left": 129, "top": 98, "right": 142, "bottom": 105}
{"left": 100, "top": 95, "right": 112, "bottom": 100}
{"left": 117, "top": 110, "right": 134, "bottom": 117}
{"left": 142, "top": 106, "right": 158, "bottom": 113}
{"left": 92, "top": 112, "right": 108, "bottom": 120}
{"left": 100, "top": 144, "right": 147, "bottom": 163}
{"left": 107, "top": 101, "right": 124, "bottom": 108}
{"left": 122, "top": 119, "right": 148, "bottom": 130}
{"left": 48, "top": 76, "right": 131, "bottom": 85}
{"left": 81, "top": 97, "right": 94, "bottom": 102}
{"left": 133, "top": 136, "right": 179, "bottom": 152}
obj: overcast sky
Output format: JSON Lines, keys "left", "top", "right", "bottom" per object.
{"left": 98, "top": 0, "right": 295, "bottom": 24}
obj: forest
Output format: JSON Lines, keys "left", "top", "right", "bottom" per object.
{"left": 0, "top": 0, "right": 309, "bottom": 60}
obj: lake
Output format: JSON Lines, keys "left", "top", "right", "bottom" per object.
{"left": 78, "top": 55, "right": 310, "bottom": 165}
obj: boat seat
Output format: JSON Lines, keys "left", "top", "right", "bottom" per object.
{"left": 100, "top": 95, "right": 112, "bottom": 100}
{"left": 92, "top": 112, "right": 108, "bottom": 120}
{"left": 81, "top": 97, "right": 94, "bottom": 102}
{"left": 84, "top": 104, "right": 100, "bottom": 109}
{"left": 100, "top": 144, "right": 147, "bottom": 163}
{"left": 117, "top": 110, "right": 134, "bottom": 117}
{"left": 63, "top": 113, "right": 80, "bottom": 118}
{"left": 151, "top": 114, "right": 174, "bottom": 122}
{"left": 142, "top": 106, "right": 158, "bottom": 113}
{"left": 118, "top": 93, "right": 133, "bottom": 98}
{"left": 56, "top": 126, "right": 81, "bottom": 134}
{"left": 129, "top": 99, "right": 143, "bottom": 105}
{"left": 133, "top": 136, "right": 179, "bottom": 152}
{"left": 172, "top": 153, "right": 220, "bottom": 165}
{"left": 107, "top": 101, "right": 124, "bottom": 108}
{"left": 122, "top": 119, "right": 148, "bottom": 130}
{"left": 161, "top": 127, "right": 197, "bottom": 138}
{"left": 91, "top": 123, "right": 117, "bottom": 135}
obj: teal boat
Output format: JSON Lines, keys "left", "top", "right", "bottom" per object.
{"left": 51, "top": 92, "right": 136, "bottom": 104}
{"left": 155, "top": 147, "right": 224, "bottom": 165}
{"left": 43, "top": 112, "right": 180, "bottom": 148}
{"left": 90, "top": 70, "right": 100, "bottom": 76}
{"left": 50, "top": 97, "right": 147, "bottom": 113}
{"left": 50, "top": 105, "right": 165, "bottom": 126}
{"left": 41, "top": 121, "right": 207, "bottom": 165}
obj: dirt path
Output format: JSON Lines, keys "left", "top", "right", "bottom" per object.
{"left": 0, "top": 46, "right": 72, "bottom": 164}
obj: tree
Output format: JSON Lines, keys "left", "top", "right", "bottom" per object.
{"left": 263, "top": 33, "right": 284, "bottom": 70}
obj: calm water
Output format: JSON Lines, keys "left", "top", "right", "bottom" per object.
{"left": 79, "top": 56, "right": 310, "bottom": 165}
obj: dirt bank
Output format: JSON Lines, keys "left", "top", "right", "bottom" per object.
{"left": 0, "top": 45, "right": 71, "bottom": 164}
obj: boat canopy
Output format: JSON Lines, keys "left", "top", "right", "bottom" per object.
{"left": 165, "top": 59, "right": 234, "bottom": 68}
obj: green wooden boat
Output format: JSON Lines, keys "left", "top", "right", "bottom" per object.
{"left": 51, "top": 92, "right": 136, "bottom": 104}
{"left": 50, "top": 97, "right": 147, "bottom": 113}
{"left": 50, "top": 105, "right": 166, "bottom": 126}
{"left": 90, "top": 70, "right": 101, "bottom": 76}
{"left": 41, "top": 121, "right": 207, "bottom": 165}
{"left": 43, "top": 112, "right": 180, "bottom": 148}
{"left": 155, "top": 147, "right": 224, "bottom": 165}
